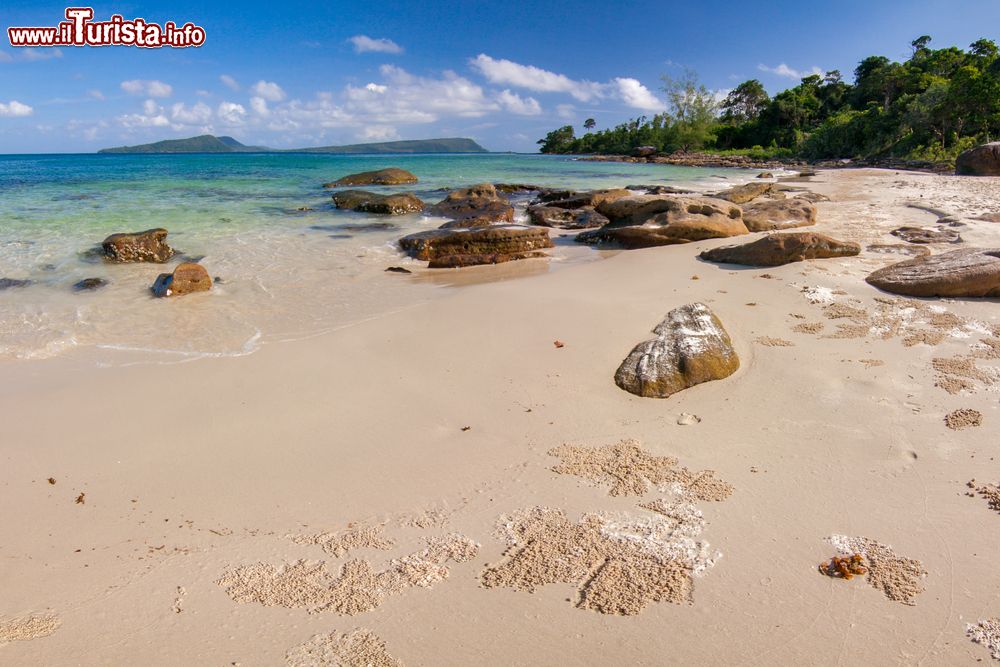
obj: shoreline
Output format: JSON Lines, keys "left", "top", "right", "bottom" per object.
{"left": 574, "top": 152, "right": 955, "bottom": 173}
{"left": 1, "top": 167, "right": 1000, "bottom": 664}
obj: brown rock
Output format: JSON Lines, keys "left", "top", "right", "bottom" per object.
{"left": 324, "top": 168, "right": 418, "bottom": 187}
{"left": 741, "top": 198, "right": 817, "bottom": 232}
{"left": 956, "top": 142, "right": 1000, "bottom": 176}
{"left": 865, "top": 248, "right": 1000, "bottom": 297}
{"left": 399, "top": 225, "right": 553, "bottom": 265}
{"left": 429, "top": 183, "right": 514, "bottom": 226}
{"left": 890, "top": 226, "right": 961, "bottom": 244}
{"left": 714, "top": 182, "right": 773, "bottom": 204}
{"left": 699, "top": 232, "right": 861, "bottom": 267}
{"left": 543, "top": 188, "right": 632, "bottom": 210}
{"left": 151, "top": 262, "right": 212, "bottom": 297}
{"left": 615, "top": 302, "right": 739, "bottom": 398}
{"left": 331, "top": 190, "right": 423, "bottom": 215}
{"left": 580, "top": 196, "right": 748, "bottom": 248}
{"left": 102, "top": 228, "right": 175, "bottom": 263}
{"left": 757, "top": 172, "right": 774, "bottom": 179}
{"left": 428, "top": 250, "right": 549, "bottom": 268}
{"left": 527, "top": 205, "right": 609, "bottom": 229}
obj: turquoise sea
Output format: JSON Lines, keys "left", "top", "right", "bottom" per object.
{"left": 0, "top": 153, "right": 776, "bottom": 362}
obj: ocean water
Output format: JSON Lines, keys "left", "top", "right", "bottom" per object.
{"left": 0, "top": 153, "right": 775, "bottom": 363}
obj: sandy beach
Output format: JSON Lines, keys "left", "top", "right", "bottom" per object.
{"left": 2, "top": 167, "right": 999, "bottom": 665}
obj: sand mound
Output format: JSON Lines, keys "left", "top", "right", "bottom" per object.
{"left": 291, "top": 524, "right": 395, "bottom": 557}
{"left": 968, "top": 480, "right": 1000, "bottom": 513}
{"left": 756, "top": 336, "right": 795, "bottom": 347}
{"left": 968, "top": 618, "right": 1000, "bottom": 661}
{"left": 285, "top": 628, "right": 404, "bottom": 667}
{"left": 548, "top": 440, "right": 733, "bottom": 501}
{"left": 933, "top": 356, "right": 995, "bottom": 394}
{"left": 481, "top": 505, "right": 722, "bottom": 615}
{"left": 945, "top": 409, "right": 983, "bottom": 430}
{"left": 827, "top": 535, "right": 926, "bottom": 605}
{"left": 0, "top": 613, "right": 60, "bottom": 646}
{"left": 218, "top": 534, "right": 478, "bottom": 615}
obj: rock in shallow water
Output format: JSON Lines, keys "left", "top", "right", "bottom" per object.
{"left": 102, "top": 228, "right": 175, "bottom": 263}
{"left": 73, "top": 277, "right": 108, "bottom": 291}
{"left": 615, "top": 303, "right": 739, "bottom": 398}
{"left": 151, "top": 262, "right": 212, "bottom": 297}
{"left": 430, "top": 183, "right": 514, "bottom": 227}
{"left": 699, "top": 232, "right": 860, "bottom": 267}
{"left": 331, "top": 190, "right": 423, "bottom": 215}
{"left": 324, "top": 168, "right": 418, "bottom": 187}
{"left": 865, "top": 248, "right": 1000, "bottom": 298}
{"left": 0, "top": 278, "right": 32, "bottom": 290}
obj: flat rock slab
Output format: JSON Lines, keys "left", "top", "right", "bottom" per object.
{"left": 866, "top": 248, "right": 1000, "bottom": 298}
{"left": 325, "top": 168, "right": 418, "bottom": 187}
{"left": 580, "top": 196, "right": 748, "bottom": 248}
{"left": 741, "top": 198, "right": 817, "bottom": 232}
{"left": 332, "top": 190, "right": 423, "bottom": 215}
{"left": 399, "top": 225, "right": 553, "bottom": 264}
{"left": 714, "top": 182, "right": 773, "bottom": 204}
{"left": 699, "top": 232, "right": 860, "bottom": 267}
{"left": 615, "top": 302, "right": 739, "bottom": 398}
{"left": 890, "top": 226, "right": 961, "bottom": 244}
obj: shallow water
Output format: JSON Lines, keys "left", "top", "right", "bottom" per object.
{"left": 0, "top": 153, "right": 775, "bottom": 363}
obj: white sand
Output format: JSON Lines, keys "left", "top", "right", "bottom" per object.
{"left": 1, "top": 168, "right": 1000, "bottom": 664}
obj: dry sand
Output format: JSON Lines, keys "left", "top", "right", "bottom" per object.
{"left": 1, "top": 168, "right": 1000, "bottom": 664}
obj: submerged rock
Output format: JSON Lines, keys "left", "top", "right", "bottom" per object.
{"left": 615, "top": 303, "right": 739, "bottom": 399}
{"left": 430, "top": 183, "right": 514, "bottom": 227}
{"left": 331, "top": 190, "right": 424, "bottom": 215}
{"left": 579, "top": 196, "right": 748, "bottom": 248}
{"left": 527, "top": 205, "right": 609, "bottom": 229}
{"left": 714, "top": 182, "right": 773, "bottom": 204}
{"left": 699, "top": 232, "right": 860, "bottom": 267}
{"left": 956, "top": 142, "right": 1000, "bottom": 176}
{"left": 73, "top": 277, "right": 108, "bottom": 291}
{"left": 865, "top": 248, "right": 1000, "bottom": 297}
{"left": 0, "top": 278, "right": 32, "bottom": 290}
{"left": 102, "top": 228, "right": 175, "bottom": 263}
{"left": 324, "top": 168, "right": 418, "bottom": 187}
{"left": 890, "top": 226, "right": 961, "bottom": 244}
{"left": 741, "top": 198, "right": 817, "bottom": 232}
{"left": 398, "top": 225, "right": 553, "bottom": 267}
{"left": 151, "top": 262, "right": 212, "bottom": 297}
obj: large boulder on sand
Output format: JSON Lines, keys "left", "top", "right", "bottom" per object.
{"left": 102, "top": 228, "right": 175, "bottom": 263}
{"left": 332, "top": 190, "right": 424, "bottom": 215}
{"left": 430, "top": 183, "right": 514, "bottom": 227}
{"left": 398, "top": 225, "right": 553, "bottom": 268}
{"left": 699, "top": 232, "right": 861, "bottom": 267}
{"left": 151, "top": 262, "right": 212, "bottom": 297}
{"left": 579, "top": 196, "right": 748, "bottom": 248}
{"left": 741, "top": 198, "right": 817, "bottom": 232}
{"left": 956, "top": 143, "right": 1000, "bottom": 176}
{"left": 714, "top": 182, "right": 773, "bottom": 204}
{"left": 615, "top": 303, "right": 739, "bottom": 399}
{"left": 324, "top": 168, "right": 418, "bottom": 187}
{"left": 527, "top": 205, "right": 609, "bottom": 229}
{"left": 865, "top": 248, "right": 1000, "bottom": 298}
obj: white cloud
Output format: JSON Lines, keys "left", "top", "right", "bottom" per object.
{"left": 219, "top": 74, "right": 240, "bottom": 91}
{"left": 341, "top": 65, "right": 498, "bottom": 123}
{"left": 121, "top": 79, "right": 172, "bottom": 98}
{"left": 117, "top": 99, "right": 169, "bottom": 127}
{"left": 497, "top": 89, "right": 541, "bottom": 115}
{"left": 217, "top": 101, "right": 247, "bottom": 126}
{"left": 170, "top": 101, "right": 212, "bottom": 125}
{"left": 349, "top": 35, "right": 403, "bottom": 54}
{"left": 757, "top": 63, "right": 824, "bottom": 80}
{"left": 251, "top": 80, "right": 285, "bottom": 102}
{"left": 556, "top": 104, "right": 575, "bottom": 119}
{"left": 614, "top": 77, "right": 665, "bottom": 111}
{"left": 0, "top": 100, "right": 33, "bottom": 117}
{"left": 249, "top": 96, "right": 269, "bottom": 116}
{"left": 470, "top": 54, "right": 604, "bottom": 102}
{"left": 20, "top": 48, "right": 63, "bottom": 62}
{"left": 87, "top": 89, "right": 104, "bottom": 100}
{"left": 359, "top": 125, "right": 400, "bottom": 140}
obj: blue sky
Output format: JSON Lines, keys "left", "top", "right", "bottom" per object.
{"left": 1, "top": 0, "right": 998, "bottom": 153}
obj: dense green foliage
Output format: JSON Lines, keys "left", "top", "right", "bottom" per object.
{"left": 537, "top": 37, "right": 1000, "bottom": 163}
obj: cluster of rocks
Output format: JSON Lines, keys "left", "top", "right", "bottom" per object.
{"left": 98, "top": 228, "right": 211, "bottom": 298}
{"left": 579, "top": 152, "right": 796, "bottom": 170}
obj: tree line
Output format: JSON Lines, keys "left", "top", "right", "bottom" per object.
{"left": 537, "top": 36, "right": 1000, "bottom": 163}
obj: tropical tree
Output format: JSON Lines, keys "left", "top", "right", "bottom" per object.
{"left": 583, "top": 118, "right": 596, "bottom": 130}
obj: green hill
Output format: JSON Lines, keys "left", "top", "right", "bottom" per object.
{"left": 98, "top": 135, "right": 488, "bottom": 154}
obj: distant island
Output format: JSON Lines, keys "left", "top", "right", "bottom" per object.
{"left": 98, "top": 135, "right": 489, "bottom": 154}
